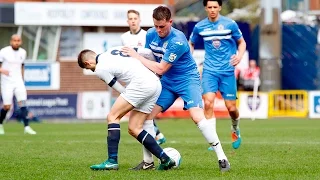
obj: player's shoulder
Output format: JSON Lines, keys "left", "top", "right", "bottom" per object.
{"left": 121, "top": 31, "right": 131, "bottom": 38}
{"left": 219, "top": 15, "right": 237, "bottom": 24}
{"left": 0, "top": 46, "right": 11, "bottom": 52}
{"left": 146, "top": 27, "right": 157, "bottom": 36}
{"left": 19, "top": 47, "right": 26, "bottom": 54}
{"left": 195, "top": 18, "right": 210, "bottom": 27}
{"left": 139, "top": 29, "right": 147, "bottom": 35}
{"left": 169, "top": 28, "right": 188, "bottom": 46}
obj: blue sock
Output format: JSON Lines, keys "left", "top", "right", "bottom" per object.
{"left": 137, "top": 130, "right": 169, "bottom": 163}
{"left": 0, "top": 108, "right": 8, "bottom": 124}
{"left": 20, "top": 107, "right": 29, "bottom": 127}
{"left": 107, "top": 123, "right": 120, "bottom": 163}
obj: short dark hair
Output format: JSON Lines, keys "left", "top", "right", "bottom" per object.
{"left": 152, "top": 6, "right": 171, "bottom": 21}
{"left": 77, "top": 49, "right": 94, "bottom": 68}
{"left": 127, "top": 9, "right": 140, "bottom": 16}
{"left": 203, "top": 0, "right": 222, "bottom": 6}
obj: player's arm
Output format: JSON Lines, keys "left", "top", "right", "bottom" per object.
{"left": 188, "top": 25, "right": 200, "bottom": 54}
{"left": 0, "top": 50, "right": 9, "bottom": 75}
{"left": 236, "top": 37, "right": 246, "bottom": 60}
{"left": 121, "top": 47, "right": 172, "bottom": 75}
{"left": 230, "top": 21, "right": 247, "bottom": 66}
{"left": 96, "top": 69, "right": 125, "bottom": 93}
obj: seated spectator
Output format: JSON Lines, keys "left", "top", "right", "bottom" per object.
{"left": 241, "top": 59, "right": 260, "bottom": 91}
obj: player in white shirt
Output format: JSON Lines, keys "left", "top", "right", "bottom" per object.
{"left": 77, "top": 46, "right": 175, "bottom": 171}
{"left": 121, "top": 9, "right": 147, "bottom": 47}
{"left": 0, "top": 34, "right": 36, "bottom": 135}
{"left": 121, "top": 9, "right": 166, "bottom": 147}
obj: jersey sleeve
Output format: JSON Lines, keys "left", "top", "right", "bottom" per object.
{"left": 95, "top": 69, "right": 125, "bottom": 93}
{"left": 230, "top": 20, "right": 243, "bottom": 41}
{"left": 162, "top": 38, "right": 187, "bottom": 64}
{"left": 189, "top": 25, "right": 200, "bottom": 44}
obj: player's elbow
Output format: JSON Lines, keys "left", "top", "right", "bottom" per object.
{"left": 155, "top": 67, "right": 168, "bottom": 75}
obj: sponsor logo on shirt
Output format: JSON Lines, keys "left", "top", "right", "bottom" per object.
{"left": 168, "top": 53, "right": 177, "bottom": 62}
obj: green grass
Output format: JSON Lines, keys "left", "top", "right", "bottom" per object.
{"left": 0, "top": 118, "right": 319, "bottom": 180}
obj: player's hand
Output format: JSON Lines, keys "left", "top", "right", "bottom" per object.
{"left": 121, "top": 46, "right": 140, "bottom": 59}
{"left": 230, "top": 54, "right": 241, "bottom": 66}
{"left": 0, "top": 69, "right": 9, "bottom": 76}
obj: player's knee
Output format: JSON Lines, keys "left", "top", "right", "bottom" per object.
{"left": 127, "top": 126, "right": 139, "bottom": 138}
{"left": 203, "top": 99, "right": 214, "bottom": 109}
{"left": 3, "top": 105, "right": 11, "bottom": 111}
{"left": 226, "top": 104, "right": 237, "bottom": 114}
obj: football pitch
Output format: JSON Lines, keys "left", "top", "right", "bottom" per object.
{"left": 0, "top": 118, "right": 319, "bottom": 180}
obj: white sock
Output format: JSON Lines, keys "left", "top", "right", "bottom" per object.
{"left": 142, "top": 119, "right": 155, "bottom": 163}
{"left": 197, "top": 118, "right": 227, "bottom": 160}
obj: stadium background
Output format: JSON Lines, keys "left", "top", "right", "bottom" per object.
{"left": 0, "top": 0, "right": 319, "bottom": 120}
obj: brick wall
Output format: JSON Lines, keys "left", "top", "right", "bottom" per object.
{"left": 28, "top": 61, "right": 108, "bottom": 95}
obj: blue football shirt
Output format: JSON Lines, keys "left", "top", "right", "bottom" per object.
{"left": 190, "top": 16, "right": 243, "bottom": 74}
{"left": 145, "top": 27, "right": 199, "bottom": 82}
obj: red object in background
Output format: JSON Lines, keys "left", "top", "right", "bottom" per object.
{"left": 156, "top": 92, "right": 229, "bottom": 119}
{"left": 242, "top": 67, "right": 260, "bottom": 80}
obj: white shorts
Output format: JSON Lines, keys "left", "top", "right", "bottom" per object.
{"left": 121, "top": 79, "right": 161, "bottom": 114}
{"left": 1, "top": 81, "right": 27, "bottom": 105}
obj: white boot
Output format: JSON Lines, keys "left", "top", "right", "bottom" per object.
{"left": 0, "top": 125, "right": 4, "bottom": 135}
{"left": 24, "top": 126, "right": 36, "bottom": 135}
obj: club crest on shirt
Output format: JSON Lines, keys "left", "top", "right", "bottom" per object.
{"left": 168, "top": 53, "right": 177, "bottom": 62}
{"left": 212, "top": 40, "right": 221, "bottom": 49}
{"left": 218, "top": 24, "right": 224, "bottom": 30}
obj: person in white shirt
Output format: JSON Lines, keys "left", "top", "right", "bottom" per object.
{"left": 77, "top": 46, "right": 175, "bottom": 171}
{"left": 0, "top": 34, "right": 36, "bottom": 135}
{"left": 121, "top": 9, "right": 166, "bottom": 147}
{"left": 121, "top": 9, "right": 147, "bottom": 47}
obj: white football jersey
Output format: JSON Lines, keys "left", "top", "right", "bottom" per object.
{"left": 121, "top": 29, "right": 147, "bottom": 47}
{"left": 0, "top": 46, "right": 26, "bottom": 83}
{"left": 95, "top": 46, "right": 158, "bottom": 87}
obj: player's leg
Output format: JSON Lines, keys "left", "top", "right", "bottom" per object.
{"left": 15, "top": 84, "right": 36, "bottom": 134}
{"left": 131, "top": 83, "right": 177, "bottom": 170}
{"left": 220, "top": 73, "right": 241, "bottom": 149}
{"left": 201, "top": 71, "right": 220, "bottom": 151}
{"left": 179, "top": 79, "right": 230, "bottom": 172}
{"left": 128, "top": 110, "right": 175, "bottom": 170}
{"left": 90, "top": 95, "right": 134, "bottom": 170}
{"left": 0, "top": 84, "right": 14, "bottom": 135}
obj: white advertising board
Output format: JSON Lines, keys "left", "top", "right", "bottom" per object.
{"left": 78, "top": 91, "right": 111, "bottom": 119}
{"left": 15, "top": 2, "right": 160, "bottom": 26}
{"left": 238, "top": 92, "right": 268, "bottom": 119}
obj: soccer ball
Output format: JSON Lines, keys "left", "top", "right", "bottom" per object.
{"left": 162, "top": 147, "right": 182, "bottom": 168}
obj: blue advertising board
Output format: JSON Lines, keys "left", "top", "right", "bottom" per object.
{"left": 24, "top": 62, "right": 60, "bottom": 90}
{"left": 26, "top": 94, "right": 78, "bottom": 119}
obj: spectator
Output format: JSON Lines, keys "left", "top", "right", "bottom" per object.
{"left": 241, "top": 59, "right": 260, "bottom": 91}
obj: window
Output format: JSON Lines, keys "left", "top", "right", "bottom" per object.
{"left": 59, "top": 27, "right": 82, "bottom": 60}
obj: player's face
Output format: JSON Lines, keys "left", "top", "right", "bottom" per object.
{"left": 153, "top": 19, "right": 172, "bottom": 38}
{"left": 10, "top": 36, "right": 22, "bottom": 50}
{"left": 205, "top": 1, "right": 221, "bottom": 20}
{"left": 127, "top": 13, "right": 141, "bottom": 32}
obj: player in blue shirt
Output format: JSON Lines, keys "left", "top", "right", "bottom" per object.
{"left": 189, "top": 0, "right": 247, "bottom": 150}
{"left": 122, "top": 5, "right": 230, "bottom": 172}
